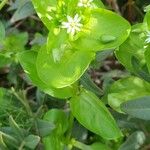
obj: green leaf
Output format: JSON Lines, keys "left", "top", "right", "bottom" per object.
{"left": 24, "top": 135, "right": 40, "bottom": 149}
{"left": 0, "top": 131, "right": 19, "bottom": 148}
{"left": 115, "top": 23, "right": 147, "bottom": 72}
{"left": 10, "top": 1, "right": 35, "bottom": 23}
{"left": 9, "top": 116, "right": 25, "bottom": 140}
{"left": 43, "top": 109, "right": 68, "bottom": 150}
{"left": 31, "top": 0, "right": 57, "bottom": 30}
{"left": 0, "top": 54, "right": 11, "bottom": 68}
{"left": 73, "top": 8, "right": 130, "bottom": 52}
{"left": 131, "top": 56, "right": 150, "bottom": 83}
{"left": 2, "top": 32, "right": 28, "bottom": 52}
{"left": 80, "top": 72, "right": 103, "bottom": 96}
{"left": 0, "top": 21, "right": 5, "bottom": 41}
{"left": 36, "top": 119, "right": 55, "bottom": 137}
{"left": 18, "top": 50, "right": 76, "bottom": 99}
{"left": 70, "top": 89, "right": 122, "bottom": 140}
{"left": 43, "top": 109, "right": 68, "bottom": 135}
{"left": 43, "top": 133, "right": 65, "bottom": 150}
{"left": 0, "top": 134, "right": 7, "bottom": 149}
{"left": 36, "top": 44, "right": 95, "bottom": 88}
{"left": 107, "top": 76, "right": 150, "bottom": 112}
{"left": 121, "top": 96, "right": 150, "bottom": 120}
{"left": 119, "top": 131, "right": 145, "bottom": 150}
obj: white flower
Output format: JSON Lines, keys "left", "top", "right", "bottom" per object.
{"left": 145, "top": 31, "right": 150, "bottom": 43}
{"left": 78, "top": 0, "right": 93, "bottom": 7}
{"left": 61, "top": 14, "right": 83, "bottom": 36}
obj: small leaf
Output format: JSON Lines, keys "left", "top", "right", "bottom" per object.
{"left": 10, "top": 1, "right": 35, "bottom": 23}
{"left": 80, "top": 72, "right": 103, "bottom": 96}
{"left": 9, "top": 116, "right": 25, "bottom": 140}
{"left": 121, "top": 96, "right": 150, "bottom": 120}
{"left": 42, "top": 109, "right": 68, "bottom": 150}
{"left": 101, "top": 35, "right": 116, "bottom": 43}
{"left": 70, "top": 89, "right": 122, "bottom": 140}
{"left": 119, "top": 131, "right": 145, "bottom": 150}
{"left": 3, "top": 32, "right": 28, "bottom": 52}
{"left": 43, "top": 109, "right": 68, "bottom": 135}
{"left": 131, "top": 56, "right": 150, "bottom": 83}
{"left": 116, "top": 23, "right": 146, "bottom": 72}
{"left": 107, "top": 76, "right": 150, "bottom": 112}
{"left": 43, "top": 133, "right": 65, "bottom": 150}
{"left": 36, "top": 119, "right": 55, "bottom": 137}
{"left": 0, "top": 54, "right": 11, "bottom": 68}
{"left": 24, "top": 135, "right": 40, "bottom": 149}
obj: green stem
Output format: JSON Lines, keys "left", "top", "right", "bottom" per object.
{"left": 11, "top": 88, "right": 33, "bottom": 117}
{"left": 66, "top": 109, "right": 74, "bottom": 142}
{"left": 18, "top": 141, "right": 25, "bottom": 150}
{"left": 0, "top": 0, "right": 8, "bottom": 10}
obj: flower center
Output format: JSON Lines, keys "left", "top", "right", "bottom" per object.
{"left": 70, "top": 22, "right": 76, "bottom": 28}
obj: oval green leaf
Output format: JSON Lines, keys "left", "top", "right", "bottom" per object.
{"left": 18, "top": 50, "right": 76, "bottom": 99}
{"left": 121, "top": 96, "right": 150, "bottom": 120}
{"left": 70, "top": 89, "right": 122, "bottom": 140}
{"left": 73, "top": 8, "right": 131, "bottom": 52}
{"left": 115, "top": 23, "right": 147, "bottom": 72}
{"left": 36, "top": 44, "right": 95, "bottom": 88}
{"left": 107, "top": 76, "right": 150, "bottom": 112}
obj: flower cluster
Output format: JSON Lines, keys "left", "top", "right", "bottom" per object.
{"left": 61, "top": 0, "right": 93, "bottom": 36}
{"left": 61, "top": 14, "right": 83, "bottom": 36}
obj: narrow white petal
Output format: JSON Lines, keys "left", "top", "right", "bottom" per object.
{"left": 67, "top": 16, "right": 73, "bottom": 22}
{"left": 71, "top": 28, "right": 76, "bottom": 36}
{"left": 146, "top": 38, "right": 150, "bottom": 43}
{"left": 89, "top": 0, "right": 93, "bottom": 2}
{"left": 74, "top": 14, "right": 79, "bottom": 22}
{"left": 67, "top": 27, "right": 72, "bottom": 33}
{"left": 62, "top": 22, "right": 70, "bottom": 28}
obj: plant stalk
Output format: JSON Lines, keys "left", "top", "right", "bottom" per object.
{"left": 0, "top": 0, "right": 8, "bottom": 10}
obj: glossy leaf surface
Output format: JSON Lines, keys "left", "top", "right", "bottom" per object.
{"left": 70, "top": 89, "right": 122, "bottom": 139}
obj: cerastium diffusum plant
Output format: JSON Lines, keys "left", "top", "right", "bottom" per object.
{"left": 19, "top": 0, "right": 130, "bottom": 148}
{"left": 1, "top": 0, "right": 150, "bottom": 149}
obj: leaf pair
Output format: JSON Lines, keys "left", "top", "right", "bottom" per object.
{"left": 29, "top": 0, "right": 131, "bottom": 93}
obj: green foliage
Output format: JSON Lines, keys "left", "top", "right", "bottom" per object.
{"left": 0, "top": 21, "right": 5, "bottom": 41}
{"left": 107, "top": 76, "right": 150, "bottom": 112}
{"left": 18, "top": 50, "right": 76, "bottom": 99}
{"left": 70, "top": 89, "right": 122, "bottom": 139}
{"left": 1, "top": 0, "right": 150, "bottom": 149}
{"left": 121, "top": 96, "right": 150, "bottom": 120}
{"left": 119, "top": 131, "right": 145, "bottom": 150}
{"left": 43, "top": 109, "right": 68, "bottom": 150}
